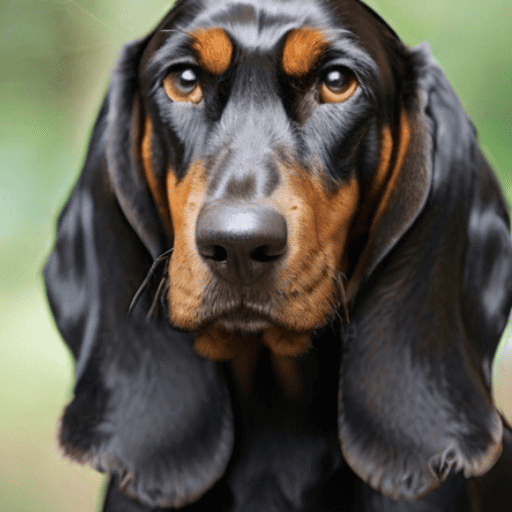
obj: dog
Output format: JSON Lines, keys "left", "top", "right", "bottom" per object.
{"left": 45, "top": 0, "right": 512, "bottom": 510}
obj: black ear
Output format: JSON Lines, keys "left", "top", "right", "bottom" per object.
{"left": 339, "top": 45, "right": 512, "bottom": 500}
{"left": 44, "top": 36, "right": 234, "bottom": 508}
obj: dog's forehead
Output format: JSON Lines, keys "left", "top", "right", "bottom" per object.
{"left": 159, "top": 0, "right": 343, "bottom": 50}
{"left": 199, "top": 0, "right": 331, "bottom": 49}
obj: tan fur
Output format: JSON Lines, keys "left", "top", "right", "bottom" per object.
{"left": 191, "top": 28, "right": 233, "bottom": 75}
{"left": 282, "top": 28, "right": 327, "bottom": 77}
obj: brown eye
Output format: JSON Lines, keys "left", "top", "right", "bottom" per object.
{"left": 320, "top": 67, "right": 358, "bottom": 104}
{"left": 163, "top": 68, "right": 203, "bottom": 103}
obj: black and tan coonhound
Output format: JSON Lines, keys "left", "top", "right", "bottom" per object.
{"left": 45, "top": 0, "right": 512, "bottom": 510}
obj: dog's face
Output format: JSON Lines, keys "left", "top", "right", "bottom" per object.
{"left": 137, "top": 0, "right": 412, "bottom": 359}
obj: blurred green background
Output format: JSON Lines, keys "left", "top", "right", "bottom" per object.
{"left": 1, "top": 0, "right": 511, "bottom": 510}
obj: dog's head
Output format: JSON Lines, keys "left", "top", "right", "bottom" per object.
{"left": 125, "top": 0, "right": 426, "bottom": 360}
{"left": 45, "top": 0, "right": 512, "bottom": 508}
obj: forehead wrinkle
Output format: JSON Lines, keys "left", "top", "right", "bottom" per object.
{"left": 210, "top": 3, "right": 296, "bottom": 29}
{"left": 191, "top": 0, "right": 329, "bottom": 50}
{"left": 202, "top": 0, "right": 325, "bottom": 21}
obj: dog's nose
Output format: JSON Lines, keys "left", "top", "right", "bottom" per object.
{"left": 196, "top": 202, "right": 287, "bottom": 284}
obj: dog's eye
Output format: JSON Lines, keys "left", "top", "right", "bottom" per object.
{"left": 320, "top": 67, "right": 358, "bottom": 104}
{"left": 163, "top": 68, "right": 203, "bottom": 104}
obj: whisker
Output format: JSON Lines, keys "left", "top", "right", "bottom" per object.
{"left": 161, "top": 29, "right": 188, "bottom": 34}
{"left": 161, "top": 279, "right": 170, "bottom": 309}
{"left": 148, "top": 259, "right": 170, "bottom": 319}
{"left": 128, "top": 247, "right": 174, "bottom": 316}
{"left": 327, "top": 267, "right": 350, "bottom": 324}
{"left": 147, "top": 275, "right": 168, "bottom": 319}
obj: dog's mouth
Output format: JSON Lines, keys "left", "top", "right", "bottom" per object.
{"left": 163, "top": 243, "right": 348, "bottom": 360}
{"left": 199, "top": 301, "right": 276, "bottom": 334}
{"left": 213, "top": 313, "right": 272, "bottom": 333}
{"left": 193, "top": 311, "right": 314, "bottom": 361}
{"left": 187, "top": 287, "right": 315, "bottom": 360}
{"left": 166, "top": 261, "right": 347, "bottom": 339}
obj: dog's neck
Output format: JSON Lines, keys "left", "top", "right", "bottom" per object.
{"left": 230, "top": 345, "right": 303, "bottom": 401}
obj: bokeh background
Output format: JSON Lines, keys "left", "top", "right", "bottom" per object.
{"left": 1, "top": 0, "right": 511, "bottom": 510}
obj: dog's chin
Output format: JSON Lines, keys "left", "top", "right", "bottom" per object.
{"left": 192, "top": 314, "right": 271, "bottom": 360}
{"left": 192, "top": 311, "right": 315, "bottom": 360}
{"left": 192, "top": 323, "right": 261, "bottom": 361}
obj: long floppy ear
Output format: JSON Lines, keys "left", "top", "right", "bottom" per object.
{"left": 44, "top": 36, "right": 234, "bottom": 509}
{"left": 339, "top": 45, "right": 512, "bottom": 500}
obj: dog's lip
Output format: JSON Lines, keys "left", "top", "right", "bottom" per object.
{"left": 212, "top": 304, "right": 272, "bottom": 321}
{"left": 198, "top": 302, "right": 276, "bottom": 330}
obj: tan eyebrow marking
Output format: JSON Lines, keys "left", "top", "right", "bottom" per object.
{"left": 282, "top": 28, "right": 328, "bottom": 77}
{"left": 191, "top": 28, "right": 233, "bottom": 75}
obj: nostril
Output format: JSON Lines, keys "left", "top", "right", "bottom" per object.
{"left": 198, "top": 244, "right": 228, "bottom": 262}
{"left": 212, "top": 245, "right": 228, "bottom": 262}
{"left": 250, "top": 245, "right": 285, "bottom": 262}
